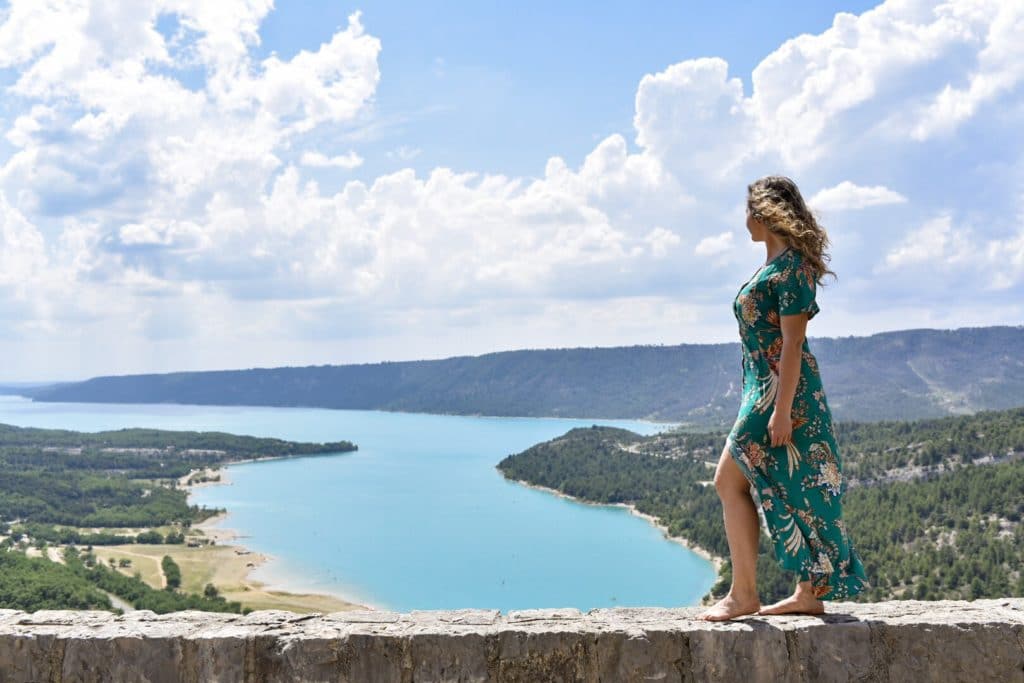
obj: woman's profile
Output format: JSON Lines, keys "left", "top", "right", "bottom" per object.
{"left": 699, "top": 175, "right": 870, "bottom": 621}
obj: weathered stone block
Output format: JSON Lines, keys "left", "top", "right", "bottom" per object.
{"left": 0, "top": 599, "right": 1019, "bottom": 682}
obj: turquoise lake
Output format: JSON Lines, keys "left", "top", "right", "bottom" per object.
{"left": 0, "top": 395, "right": 718, "bottom": 613}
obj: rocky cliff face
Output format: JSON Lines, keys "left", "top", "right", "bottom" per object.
{"left": 1, "top": 599, "right": 1022, "bottom": 682}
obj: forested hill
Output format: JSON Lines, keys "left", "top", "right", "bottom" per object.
{"left": 496, "top": 405, "right": 1024, "bottom": 604}
{"left": 0, "top": 423, "right": 358, "bottom": 614}
{"left": 16, "top": 325, "right": 1024, "bottom": 429}
{"left": 0, "top": 422, "right": 356, "bottom": 532}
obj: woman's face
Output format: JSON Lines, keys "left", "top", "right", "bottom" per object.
{"left": 745, "top": 203, "right": 768, "bottom": 242}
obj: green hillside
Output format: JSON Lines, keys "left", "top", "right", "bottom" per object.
{"left": 0, "top": 423, "right": 357, "bottom": 613}
{"left": 496, "top": 407, "right": 1024, "bottom": 604}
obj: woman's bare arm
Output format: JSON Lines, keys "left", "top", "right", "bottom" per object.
{"left": 769, "top": 312, "right": 808, "bottom": 446}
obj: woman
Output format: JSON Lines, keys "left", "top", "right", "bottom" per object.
{"left": 699, "top": 175, "right": 869, "bottom": 621}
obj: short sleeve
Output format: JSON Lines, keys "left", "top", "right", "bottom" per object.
{"left": 775, "top": 256, "right": 820, "bottom": 320}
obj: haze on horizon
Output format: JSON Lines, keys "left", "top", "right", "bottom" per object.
{"left": 0, "top": 0, "right": 1021, "bottom": 382}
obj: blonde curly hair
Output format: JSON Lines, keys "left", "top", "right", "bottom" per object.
{"left": 747, "top": 175, "right": 837, "bottom": 286}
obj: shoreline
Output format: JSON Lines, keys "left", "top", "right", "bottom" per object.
{"left": 9, "top": 393, "right": 686, "bottom": 429}
{"left": 511, "top": 478, "right": 726, "bottom": 574}
{"left": 183, "top": 461, "right": 380, "bottom": 612}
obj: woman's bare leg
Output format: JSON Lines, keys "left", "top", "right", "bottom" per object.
{"left": 698, "top": 446, "right": 762, "bottom": 621}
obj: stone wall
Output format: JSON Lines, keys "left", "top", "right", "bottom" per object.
{"left": 1, "top": 598, "right": 1022, "bottom": 682}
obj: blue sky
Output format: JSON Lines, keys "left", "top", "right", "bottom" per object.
{"left": 253, "top": 1, "right": 881, "bottom": 181}
{"left": 0, "top": 0, "right": 1021, "bottom": 380}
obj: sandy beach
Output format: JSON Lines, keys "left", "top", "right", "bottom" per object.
{"left": 91, "top": 463, "right": 379, "bottom": 614}
{"left": 511, "top": 478, "right": 727, "bottom": 574}
{"left": 177, "top": 465, "right": 234, "bottom": 489}
{"left": 185, "top": 506, "right": 377, "bottom": 613}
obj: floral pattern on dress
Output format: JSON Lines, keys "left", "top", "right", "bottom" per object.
{"left": 725, "top": 247, "right": 870, "bottom": 600}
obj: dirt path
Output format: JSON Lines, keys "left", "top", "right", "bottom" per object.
{"left": 97, "top": 547, "right": 167, "bottom": 588}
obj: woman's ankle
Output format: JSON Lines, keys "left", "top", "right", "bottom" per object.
{"left": 794, "top": 580, "right": 821, "bottom": 599}
{"left": 727, "top": 587, "right": 760, "bottom": 603}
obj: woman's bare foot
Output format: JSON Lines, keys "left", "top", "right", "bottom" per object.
{"left": 698, "top": 592, "right": 761, "bottom": 621}
{"left": 757, "top": 585, "right": 825, "bottom": 616}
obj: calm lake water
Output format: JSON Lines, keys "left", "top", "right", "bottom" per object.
{"left": 0, "top": 395, "right": 718, "bottom": 613}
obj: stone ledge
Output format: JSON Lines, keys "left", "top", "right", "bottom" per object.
{"left": 0, "top": 599, "right": 1022, "bottom": 682}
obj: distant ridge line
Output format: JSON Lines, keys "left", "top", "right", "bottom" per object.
{"left": 11, "top": 324, "right": 1024, "bottom": 428}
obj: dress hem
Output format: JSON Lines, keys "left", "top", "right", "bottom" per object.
{"left": 725, "top": 434, "right": 871, "bottom": 601}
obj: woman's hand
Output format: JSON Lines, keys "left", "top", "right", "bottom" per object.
{"left": 768, "top": 408, "right": 793, "bottom": 447}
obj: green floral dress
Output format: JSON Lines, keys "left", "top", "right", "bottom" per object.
{"left": 727, "top": 246, "right": 870, "bottom": 600}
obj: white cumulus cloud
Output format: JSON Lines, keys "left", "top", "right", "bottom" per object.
{"left": 0, "top": 0, "right": 1020, "bottom": 378}
{"left": 810, "top": 181, "right": 908, "bottom": 212}
{"left": 300, "top": 151, "right": 364, "bottom": 169}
